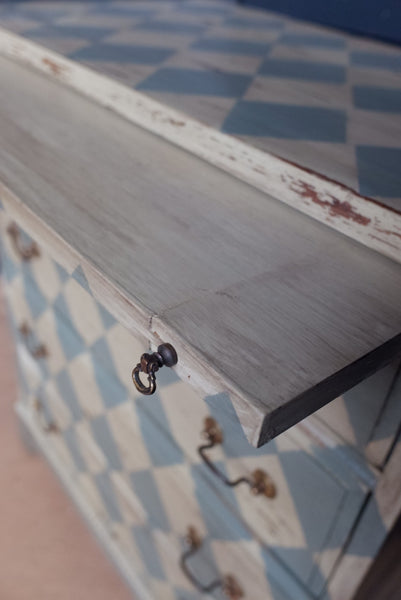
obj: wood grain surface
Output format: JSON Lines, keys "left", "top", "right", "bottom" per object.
{"left": 1, "top": 55, "right": 401, "bottom": 446}
{"left": 0, "top": 27, "right": 400, "bottom": 264}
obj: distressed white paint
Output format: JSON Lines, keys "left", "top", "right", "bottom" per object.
{"left": 0, "top": 27, "right": 400, "bottom": 264}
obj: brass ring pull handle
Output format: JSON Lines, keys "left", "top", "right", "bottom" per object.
{"left": 199, "top": 417, "right": 277, "bottom": 498}
{"left": 19, "top": 322, "right": 48, "bottom": 359}
{"left": 7, "top": 222, "right": 40, "bottom": 261}
{"left": 180, "top": 526, "right": 244, "bottom": 599}
{"left": 132, "top": 343, "right": 177, "bottom": 395}
{"left": 33, "top": 398, "right": 58, "bottom": 433}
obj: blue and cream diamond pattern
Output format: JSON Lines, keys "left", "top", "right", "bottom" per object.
{"left": 0, "top": 0, "right": 401, "bottom": 210}
{"left": 1, "top": 212, "right": 389, "bottom": 599}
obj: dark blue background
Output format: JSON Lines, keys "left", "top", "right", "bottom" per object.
{"left": 239, "top": 0, "right": 401, "bottom": 45}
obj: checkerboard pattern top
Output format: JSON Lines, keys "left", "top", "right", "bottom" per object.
{"left": 0, "top": 0, "right": 401, "bottom": 211}
{"left": 0, "top": 0, "right": 400, "bottom": 211}
{"left": 1, "top": 209, "right": 386, "bottom": 600}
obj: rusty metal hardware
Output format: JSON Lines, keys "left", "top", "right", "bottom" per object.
{"left": 180, "top": 526, "right": 244, "bottom": 599}
{"left": 199, "top": 417, "right": 277, "bottom": 498}
{"left": 19, "top": 322, "right": 48, "bottom": 359}
{"left": 132, "top": 343, "right": 177, "bottom": 395}
{"left": 33, "top": 398, "right": 58, "bottom": 433}
{"left": 7, "top": 222, "right": 40, "bottom": 261}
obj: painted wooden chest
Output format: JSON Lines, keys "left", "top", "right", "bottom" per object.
{"left": 2, "top": 202, "right": 401, "bottom": 600}
{"left": 0, "top": 17, "right": 401, "bottom": 598}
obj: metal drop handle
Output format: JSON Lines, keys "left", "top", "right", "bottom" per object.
{"left": 132, "top": 343, "right": 177, "bottom": 395}
{"left": 180, "top": 526, "right": 244, "bottom": 599}
{"left": 7, "top": 222, "right": 40, "bottom": 261}
{"left": 33, "top": 399, "right": 58, "bottom": 433}
{"left": 199, "top": 417, "right": 277, "bottom": 498}
{"left": 19, "top": 322, "right": 48, "bottom": 360}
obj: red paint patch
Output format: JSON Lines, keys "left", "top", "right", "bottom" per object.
{"left": 290, "top": 181, "right": 371, "bottom": 226}
{"left": 42, "top": 57, "right": 66, "bottom": 76}
{"left": 376, "top": 228, "right": 401, "bottom": 241}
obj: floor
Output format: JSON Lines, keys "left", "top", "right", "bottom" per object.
{"left": 0, "top": 286, "right": 133, "bottom": 600}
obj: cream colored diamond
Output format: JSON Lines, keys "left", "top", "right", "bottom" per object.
{"left": 62, "top": 278, "right": 104, "bottom": 345}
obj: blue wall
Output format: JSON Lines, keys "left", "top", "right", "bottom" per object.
{"left": 240, "top": 0, "right": 401, "bottom": 45}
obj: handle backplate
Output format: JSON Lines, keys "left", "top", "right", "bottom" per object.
{"left": 19, "top": 322, "right": 48, "bottom": 359}
{"left": 199, "top": 417, "right": 276, "bottom": 498}
{"left": 33, "top": 398, "right": 58, "bottom": 433}
{"left": 181, "top": 526, "right": 243, "bottom": 599}
{"left": 7, "top": 222, "right": 40, "bottom": 261}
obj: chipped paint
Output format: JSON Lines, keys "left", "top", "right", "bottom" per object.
{"left": 376, "top": 228, "right": 401, "bottom": 241}
{"left": 290, "top": 180, "right": 371, "bottom": 226}
{"left": 0, "top": 26, "right": 399, "bottom": 265}
{"left": 42, "top": 57, "right": 66, "bottom": 76}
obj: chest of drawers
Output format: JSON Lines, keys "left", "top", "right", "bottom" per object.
{"left": 2, "top": 207, "right": 399, "bottom": 600}
{"left": 0, "top": 46, "right": 401, "bottom": 600}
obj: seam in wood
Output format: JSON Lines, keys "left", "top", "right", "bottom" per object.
{"left": 382, "top": 400, "right": 401, "bottom": 469}
{"left": 326, "top": 492, "right": 373, "bottom": 593}
{"left": 368, "top": 361, "right": 401, "bottom": 467}
{"left": 307, "top": 491, "right": 349, "bottom": 592}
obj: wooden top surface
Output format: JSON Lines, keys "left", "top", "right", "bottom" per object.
{"left": 1, "top": 55, "right": 401, "bottom": 446}
{"left": 0, "top": 1, "right": 401, "bottom": 263}
{"left": 0, "top": 0, "right": 400, "bottom": 210}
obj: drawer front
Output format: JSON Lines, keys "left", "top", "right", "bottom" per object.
{"left": 22, "top": 382, "right": 313, "bottom": 600}
{"left": 315, "top": 362, "right": 401, "bottom": 468}
{"left": 155, "top": 377, "right": 372, "bottom": 596}
{"left": 0, "top": 215, "right": 374, "bottom": 598}
{"left": 1, "top": 214, "right": 68, "bottom": 307}
{"left": 1, "top": 218, "right": 313, "bottom": 599}
{"left": 11, "top": 321, "right": 313, "bottom": 599}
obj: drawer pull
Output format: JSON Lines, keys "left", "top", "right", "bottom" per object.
{"left": 7, "top": 222, "right": 40, "bottom": 261}
{"left": 19, "top": 322, "right": 48, "bottom": 359}
{"left": 33, "top": 399, "right": 58, "bottom": 433}
{"left": 199, "top": 417, "right": 276, "bottom": 498}
{"left": 132, "top": 343, "right": 177, "bottom": 395}
{"left": 181, "top": 526, "right": 244, "bottom": 599}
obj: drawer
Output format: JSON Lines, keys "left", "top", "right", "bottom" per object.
{"left": 18, "top": 397, "right": 167, "bottom": 599}
{"left": 0, "top": 213, "right": 65, "bottom": 304}
{"left": 0, "top": 215, "right": 380, "bottom": 596}
{"left": 34, "top": 337, "right": 371, "bottom": 597}
{"left": 315, "top": 361, "right": 401, "bottom": 468}
{"left": 26, "top": 382, "right": 313, "bottom": 600}
{"left": 5, "top": 273, "right": 88, "bottom": 393}
{"left": 1, "top": 216, "right": 143, "bottom": 386}
{"left": 150, "top": 372, "right": 374, "bottom": 596}
{"left": 8, "top": 291, "right": 343, "bottom": 598}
